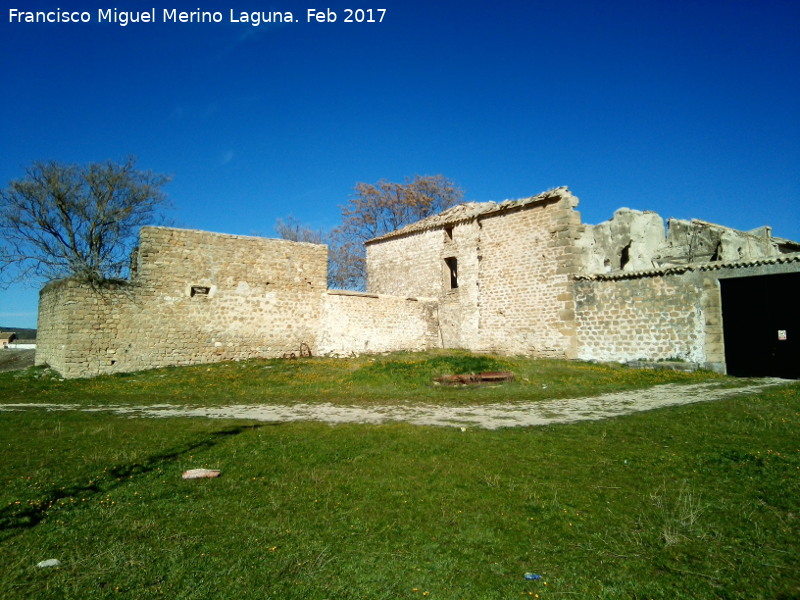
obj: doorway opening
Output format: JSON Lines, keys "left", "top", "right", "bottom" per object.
{"left": 720, "top": 272, "right": 799, "bottom": 378}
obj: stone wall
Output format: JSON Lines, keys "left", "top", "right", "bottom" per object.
{"left": 366, "top": 189, "right": 583, "bottom": 358}
{"left": 318, "top": 291, "right": 440, "bottom": 355}
{"left": 130, "top": 227, "right": 327, "bottom": 366}
{"left": 574, "top": 258, "right": 800, "bottom": 371}
{"left": 365, "top": 216, "right": 484, "bottom": 350}
{"left": 435, "top": 220, "right": 481, "bottom": 349}
{"left": 35, "top": 279, "right": 71, "bottom": 372}
{"left": 38, "top": 226, "right": 445, "bottom": 378}
{"left": 36, "top": 279, "right": 132, "bottom": 377}
{"left": 476, "top": 197, "right": 581, "bottom": 357}
{"left": 366, "top": 228, "right": 444, "bottom": 298}
{"left": 37, "top": 227, "right": 329, "bottom": 378}
{"left": 574, "top": 273, "right": 715, "bottom": 366}
{"left": 36, "top": 195, "right": 800, "bottom": 379}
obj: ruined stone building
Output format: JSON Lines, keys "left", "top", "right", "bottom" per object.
{"left": 36, "top": 187, "right": 800, "bottom": 379}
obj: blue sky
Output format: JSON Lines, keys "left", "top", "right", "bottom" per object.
{"left": 1, "top": 0, "right": 798, "bottom": 328}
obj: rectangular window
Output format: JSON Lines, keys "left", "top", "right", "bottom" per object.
{"left": 190, "top": 286, "right": 211, "bottom": 297}
{"left": 444, "top": 257, "right": 458, "bottom": 289}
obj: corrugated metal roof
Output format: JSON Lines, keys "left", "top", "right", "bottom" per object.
{"left": 366, "top": 186, "right": 575, "bottom": 244}
{"left": 574, "top": 252, "right": 800, "bottom": 281}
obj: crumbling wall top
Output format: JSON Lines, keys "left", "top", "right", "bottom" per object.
{"left": 577, "top": 208, "right": 798, "bottom": 276}
{"left": 365, "top": 186, "right": 579, "bottom": 245}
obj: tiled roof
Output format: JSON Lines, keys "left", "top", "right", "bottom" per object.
{"left": 366, "top": 186, "right": 575, "bottom": 244}
{"left": 574, "top": 252, "right": 800, "bottom": 281}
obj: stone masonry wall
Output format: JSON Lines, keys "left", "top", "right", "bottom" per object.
{"left": 39, "top": 201, "right": 796, "bottom": 379}
{"left": 35, "top": 279, "right": 71, "bottom": 372}
{"left": 476, "top": 197, "right": 581, "bottom": 358}
{"left": 37, "top": 227, "right": 329, "bottom": 378}
{"left": 365, "top": 220, "right": 483, "bottom": 351}
{"left": 437, "top": 220, "right": 481, "bottom": 349}
{"left": 574, "top": 260, "right": 800, "bottom": 371}
{"left": 366, "top": 228, "right": 444, "bottom": 298}
{"left": 366, "top": 191, "right": 583, "bottom": 357}
{"left": 574, "top": 272, "right": 721, "bottom": 368}
{"left": 129, "top": 227, "right": 327, "bottom": 366}
{"left": 36, "top": 279, "right": 132, "bottom": 376}
{"left": 318, "top": 291, "right": 440, "bottom": 355}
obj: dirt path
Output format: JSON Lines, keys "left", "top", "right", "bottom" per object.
{"left": 1, "top": 378, "right": 792, "bottom": 429}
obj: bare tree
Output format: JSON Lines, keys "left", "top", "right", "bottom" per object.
{"left": 330, "top": 174, "right": 463, "bottom": 290}
{"left": 276, "top": 175, "right": 464, "bottom": 290}
{"left": 273, "top": 215, "right": 328, "bottom": 245}
{"left": 0, "top": 157, "right": 171, "bottom": 286}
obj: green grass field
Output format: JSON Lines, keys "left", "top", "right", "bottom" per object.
{"left": 2, "top": 350, "right": 728, "bottom": 407}
{"left": 1, "top": 353, "right": 798, "bottom": 599}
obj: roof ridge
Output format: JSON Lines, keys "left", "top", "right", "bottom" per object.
{"left": 366, "top": 186, "right": 574, "bottom": 244}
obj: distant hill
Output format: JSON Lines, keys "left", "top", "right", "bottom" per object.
{"left": 0, "top": 327, "right": 37, "bottom": 340}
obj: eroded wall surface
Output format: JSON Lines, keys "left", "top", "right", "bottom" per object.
{"left": 318, "top": 291, "right": 440, "bottom": 355}
{"left": 660, "top": 219, "right": 778, "bottom": 264}
{"left": 577, "top": 209, "right": 794, "bottom": 275}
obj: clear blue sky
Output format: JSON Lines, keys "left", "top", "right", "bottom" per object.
{"left": 1, "top": 0, "right": 798, "bottom": 328}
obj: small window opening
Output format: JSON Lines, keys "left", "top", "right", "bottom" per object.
{"left": 711, "top": 241, "right": 722, "bottom": 262}
{"left": 191, "top": 286, "right": 211, "bottom": 297}
{"left": 620, "top": 243, "right": 631, "bottom": 270}
{"left": 444, "top": 226, "right": 454, "bottom": 241}
{"left": 444, "top": 257, "right": 458, "bottom": 289}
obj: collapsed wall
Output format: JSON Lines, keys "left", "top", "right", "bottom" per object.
{"left": 577, "top": 208, "right": 797, "bottom": 275}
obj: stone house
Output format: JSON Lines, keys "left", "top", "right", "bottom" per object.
{"left": 36, "top": 187, "right": 800, "bottom": 378}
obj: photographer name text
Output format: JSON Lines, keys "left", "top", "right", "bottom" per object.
{"left": 8, "top": 7, "right": 386, "bottom": 26}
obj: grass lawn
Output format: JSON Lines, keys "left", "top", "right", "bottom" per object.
{"left": 1, "top": 350, "right": 729, "bottom": 407}
{"left": 0, "top": 353, "right": 798, "bottom": 599}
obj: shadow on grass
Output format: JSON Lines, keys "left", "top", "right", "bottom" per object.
{"left": 0, "top": 423, "right": 265, "bottom": 535}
